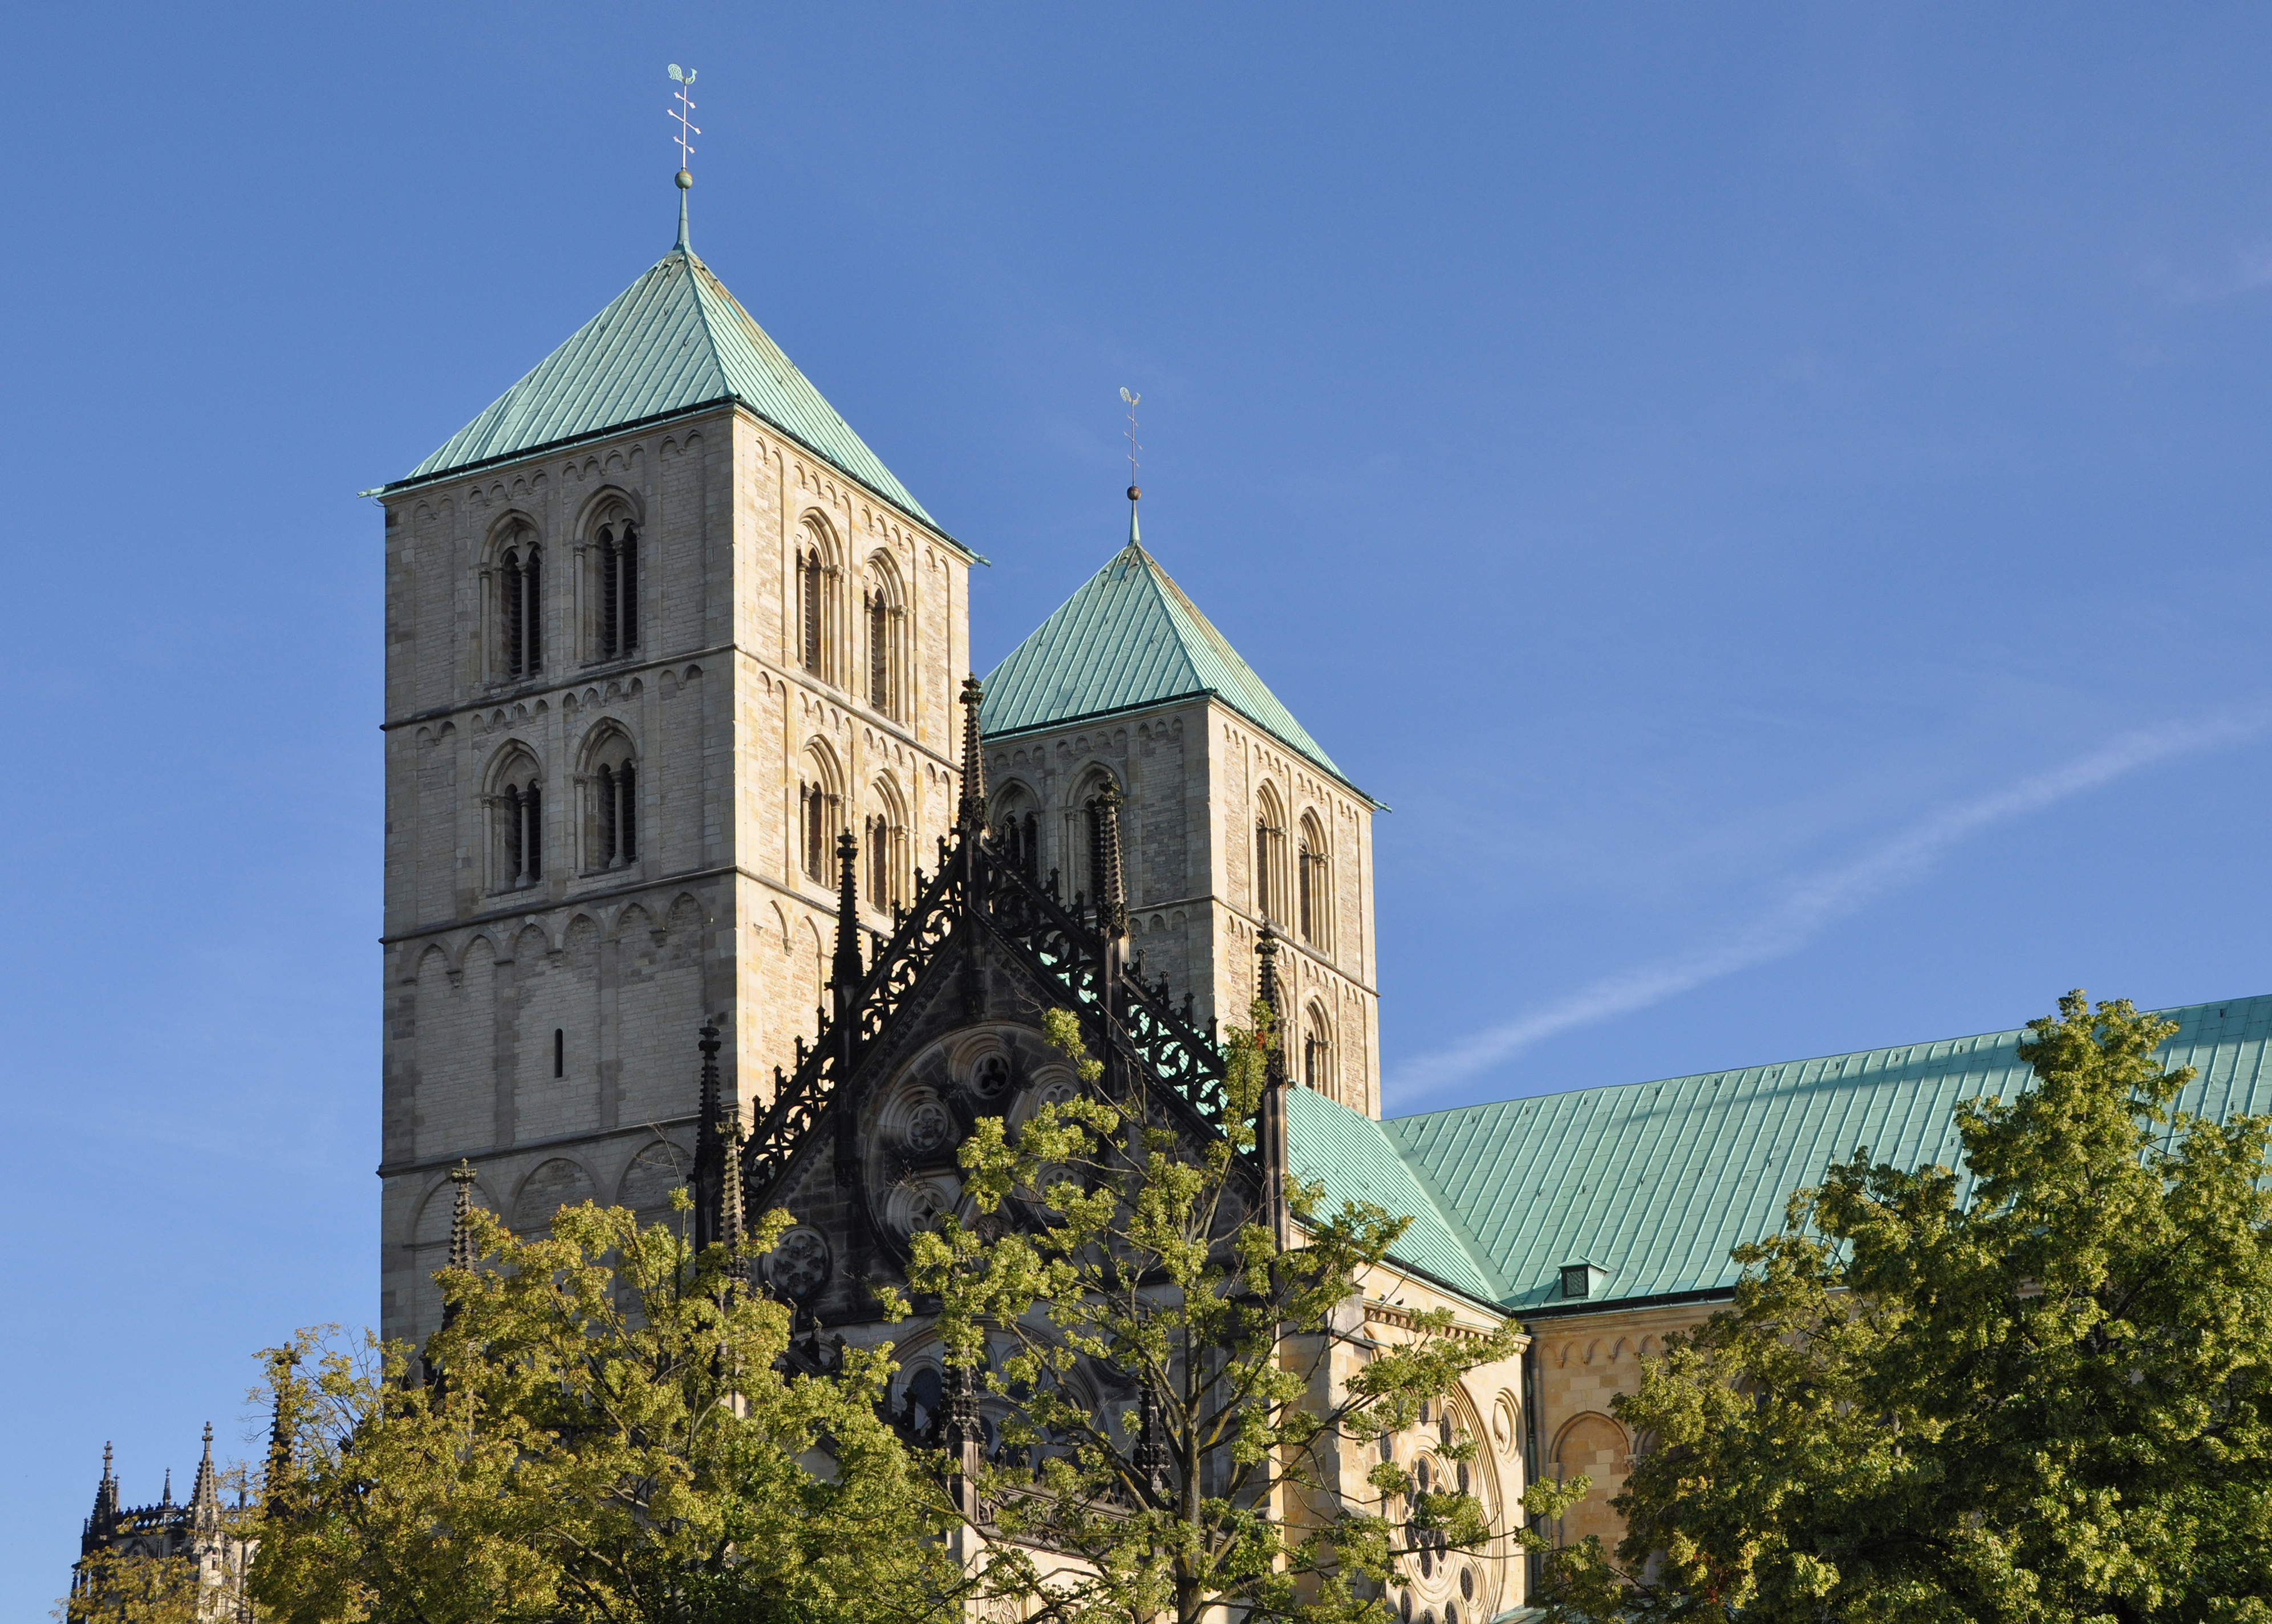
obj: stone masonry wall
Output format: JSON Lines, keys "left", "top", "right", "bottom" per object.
{"left": 379, "top": 406, "right": 970, "bottom": 1350}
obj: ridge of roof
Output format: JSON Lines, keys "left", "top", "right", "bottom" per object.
{"left": 1380, "top": 991, "right": 2272, "bottom": 1314}
{"left": 980, "top": 539, "right": 1370, "bottom": 799}
{"left": 388, "top": 244, "right": 939, "bottom": 534}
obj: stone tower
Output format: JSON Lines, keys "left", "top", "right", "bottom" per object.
{"left": 376, "top": 194, "right": 973, "bottom": 1345}
{"left": 979, "top": 501, "right": 1382, "bottom": 1116}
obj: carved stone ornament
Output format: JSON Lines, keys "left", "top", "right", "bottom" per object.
{"left": 766, "top": 1226, "right": 831, "bottom": 1300}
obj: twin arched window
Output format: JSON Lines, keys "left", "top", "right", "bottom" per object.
{"left": 865, "top": 558, "right": 905, "bottom": 720}
{"left": 492, "top": 760, "right": 543, "bottom": 890}
{"left": 1303, "top": 1004, "right": 1334, "bottom": 1096}
{"left": 800, "top": 748, "right": 842, "bottom": 885}
{"left": 594, "top": 519, "right": 639, "bottom": 660}
{"left": 497, "top": 530, "right": 542, "bottom": 680}
{"left": 991, "top": 784, "right": 1040, "bottom": 877}
{"left": 1254, "top": 789, "right": 1288, "bottom": 924}
{"left": 1297, "top": 814, "right": 1332, "bottom": 950}
{"left": 798, "top": 527, "right": 832, "bottom": 679}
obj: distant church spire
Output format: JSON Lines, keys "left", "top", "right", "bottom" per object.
{"left": 190, "top": 1423, "right": 218, "bottom": 1509}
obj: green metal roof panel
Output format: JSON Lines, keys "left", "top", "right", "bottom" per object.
{"left": 1285, "top": 1085, "right": 1503, "bottom": 1304}
{"left": 980, "top": 540, "right": 1357, "bottom": 791}
{"left": 396, "top": 245, "right": 933, "bottom": 525}
{"left": 1382, "top": 993, "right": 2272, "bottom": 1313}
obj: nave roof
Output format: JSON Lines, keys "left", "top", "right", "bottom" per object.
{"left": 1287, "top": 992, "right": 2272, "bottom": 1315}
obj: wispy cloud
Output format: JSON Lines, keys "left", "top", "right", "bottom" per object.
{"left": 1387, "top": 709, "right": 2272, "bottom": 1106}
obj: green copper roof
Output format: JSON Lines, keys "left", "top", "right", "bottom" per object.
{"left": 392, "top": 242, "right": 934, "bottom": 526}
{"left": 981, "top": 537, "right": 1361, "bottom": 794}
{"left": 1358, "top": 992, "right": 2272, "bottom": 1314}
{"left": 1286, "top": 1086, "right": 1502, "bottom": 1305}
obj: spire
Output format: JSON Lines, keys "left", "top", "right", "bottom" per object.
{"left": 1093, "top": 780, "right": 1127, "bottom": 939}
{"left": 1128, "top": 484, "right": 1141, "bottom": 546}
{"left": 89, "top": 1442, "right": 117, "bottom": 1533}
{"left": 832, "top": 830, "right": 865, "bottom": 1001}
{"left": 446, "top": 1160, "right": 478, "bottom": 1272}
{"left": 957, "top": 675, "right": 987, "bottom": 830}
{"left": 1255, "top": 926, "right": 1292, "bottom": 1249}
{"left": 693, "top": 1017, "right": 729, "bottom": 1252}
{"left": 160, "top": 1467, "right": 173, "bottom": 1508}
{"left": 676, "top": 170, "right": 691, "bottom": 250}
{"left": 190, "top": 1424, "right": 218, "bottom": 1509}
{"left": 264, "top": 1353, "right": 297, "bottom": 1504}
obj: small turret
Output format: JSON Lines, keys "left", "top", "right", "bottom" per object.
{"left": 1255, "top": 927, "right": 1292, "bottom": 1249}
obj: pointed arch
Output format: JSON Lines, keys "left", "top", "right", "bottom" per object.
{"left": 1301, "top": 999, "right": 1336, "bottom": 1101}
{"left": 989, "top": 778, "right": 1041, "bottom": 878}
{"left": 1066, "top": 764, "right": 1123, "bottom": 911}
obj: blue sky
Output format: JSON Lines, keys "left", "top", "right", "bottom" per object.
{"left": 8, "top": 2, "right": 2272, "bottom": 1605}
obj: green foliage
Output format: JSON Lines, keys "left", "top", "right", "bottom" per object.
{"left": 251, "top": 1199, "right": 967, "bottom": 1624}
{"left": 902, "top": 1004, "right": 1544, "bottom": 1624}
{"left": 1550, "top": 991, "right": 2272, "bottom": 1624}
{"left": 56, "top": 1547, "right": 210, "bottom": 1624}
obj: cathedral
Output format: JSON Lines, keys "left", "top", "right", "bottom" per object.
{"left": 85, "top": 172, "right": 2271, "bottom": 1614}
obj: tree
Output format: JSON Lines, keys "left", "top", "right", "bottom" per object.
{"left": 251, "top": 1197, "right": 969, "bottom": 1624}
{"left": 903, "top": 1004, "right": 1570, "bottom": 1624}
{"left": 55, "top": 1548, "right": 208, "bottom": 1624}
{"left": 1549, "top": 991, "right": 2272, "bottom": 1624}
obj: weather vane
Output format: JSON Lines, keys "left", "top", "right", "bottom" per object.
{"left": 668, "top": 64, "right": 700, "bottom": 180}
{"left": 1120, "top": 387, "right": 1142, "bottom": 502}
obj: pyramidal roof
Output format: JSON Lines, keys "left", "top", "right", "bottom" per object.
{"left": 981, "top": 523, "right": 1363, "bottom": 796}
{"left": 390, "top": 226, "right": 934, "bottom": 527}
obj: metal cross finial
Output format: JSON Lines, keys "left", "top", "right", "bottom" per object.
{"left": 1119, "top": 387, "right": 1142, "bottom": 502}
{"left": 667, "top": 64, "right": 700, "bottom": 177}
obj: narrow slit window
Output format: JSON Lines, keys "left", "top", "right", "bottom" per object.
{"left": 553, "top": 1028, "right": 565, "bottom": 1078}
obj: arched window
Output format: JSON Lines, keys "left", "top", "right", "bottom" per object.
{"left": 594, "top": 519, "right": 639, "bottom": 660}
{"left": 797, "top": 519, "right": 839, "bottom": 681}
{"left": 1253, "top": 786, "right": 1287, "bottom": 924}
{"left": 992, "top": 784, "right": 1039, "bottom": 877}
{"left": 865, "top": 556, "right": 905, "bottom": 719}
{"left": 581, "top": 729, "right": 638, "bottom": 872}
{"left": 863, "top": 779, "right": 908, "bottom": 912}
{"left": 489, "top": 752, "right": 543, "bottom": 892}
{"left": 1073, "top": 772, "right": 1122, "bottom": 907}
{"left": 1297, "top": 813, "right": 1332, "bottom": 949}
{"left": 495, "top": 525, "right": 542, "bottom": 680}
{"left": 798, "top": 745, "right": 843, "bottom": 886}
{"left": 1303, "top": 1003, "right": 1334, "bottom": 1097}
